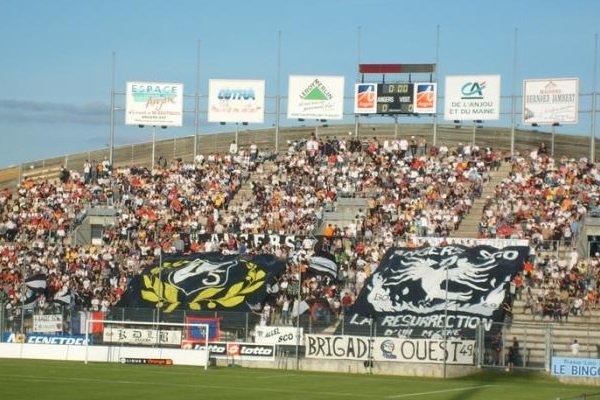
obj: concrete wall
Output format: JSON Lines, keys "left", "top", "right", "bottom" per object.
{"left": 0, "top": 343, "right": 209, "bottom": 366}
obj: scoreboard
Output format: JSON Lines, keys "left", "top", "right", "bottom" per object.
{"left": 376, "top": 83, "right": 414, "bottom": 114}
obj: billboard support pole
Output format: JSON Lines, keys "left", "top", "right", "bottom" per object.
{"left": 275, "top": 31, "right": 282, "bottom": 154}
{"left": 552, "top": 124, "right": 555, "bottom": 156}
{"left": 152, "top": 125, "right": 156, "bottom": 168}
{"left": 194, "top": 40, "right": 201, "bottom": 161}
{"left": 109, "top": 51, "right": 116, "bottom": 166}
{"left": 355, "top": 26, "right": 362, "bottom": 138}
{"left": 433, "top": 25, "right": 440, "bottom": 147}
{"left": 510, "top": 28, "right": 518, "bottom": 158}
{"left": 591, "top": 33, "right": 598, "bottom": 162}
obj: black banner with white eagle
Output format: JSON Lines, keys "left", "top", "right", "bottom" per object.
{"left": 341, "top": 245, "right": 529, "bottom": 339}
{"left": 117, "top": 252, "right": 286, "bottom": 313}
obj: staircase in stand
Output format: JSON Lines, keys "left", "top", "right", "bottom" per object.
{"left": 451, "top": 162, "right": 513, "bottom": 238}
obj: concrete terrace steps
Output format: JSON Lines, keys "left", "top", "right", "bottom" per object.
{"left": 225, "top": 160, "right": 275, "bottom": 212}
{"left": 451, "top": 162, "right": 513, "bottom": 238}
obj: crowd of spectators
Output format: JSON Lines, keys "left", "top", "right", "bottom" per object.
{"left": 1, "top": 133, "right": 600, "bottom": 334}
{"left": 477, "top": 146, "right": 600, "bottom": 323}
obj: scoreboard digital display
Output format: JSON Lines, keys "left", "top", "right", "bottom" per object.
{"left": 376, "top": 83, "right": 414, "bottom": 114}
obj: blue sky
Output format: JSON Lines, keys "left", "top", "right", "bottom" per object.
{"left": 0, "top": 0, "right": 598, "bottom": 167}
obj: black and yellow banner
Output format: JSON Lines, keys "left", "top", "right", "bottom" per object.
{"left": 118, "top": 252, "right": 285, "bottom": 313}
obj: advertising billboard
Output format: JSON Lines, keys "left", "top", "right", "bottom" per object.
{"left": 287, "top": 75, "right": 345, "bottom": 120}
{"left": 354, "top": 83, "right": 378, "bottom": 114}
{"left": 125, "top": 81, "right": 184, "bottom": 126}
{"left": 552, "top": 357, "right": 600, "bottom": 377}
{"left": 413, "top": 82, "right": 437, "bottom": 114}
{"left": 444, "top": 75, "right": 501, "bottom": 120}
{"left": 523, "top": 78, "right": 579, "bottom": 124}
{"left": 208, "top": 79, "right": 265, "bottom": 123}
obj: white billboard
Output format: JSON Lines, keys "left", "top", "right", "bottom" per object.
{"left": 523, "top": 78, "right": 579, "bottom": 124}
{"left": 33, "top": 315, "right": 63, "bottom": 333}
{"left": 125, "top": 81, "right": 184, "bottom": 127}
{"left": 287, "top": 75, "right": 345, "bottom": 120}
{"left": 103, "top": 328, "right": 182, "bottom": 346}
{"left": 444, "top": 75, "right": 501, "bottom": 120}
{"left": 254, "top": 325, "right": 303, "bottom": 345}
{"left": 208, "top": 79, "right": 265, "bottom": 123}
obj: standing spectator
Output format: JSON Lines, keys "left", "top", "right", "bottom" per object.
{"left": 229, "top": 140, "right": 238, "bottom": 156}
{"left": 341, "top": 292, "right": 353, "bottom": 313}
{"left": 506, "top": 336, "right": 521, "bottom": 371}
{"left": 281, "top": 296, "right": 290, "bottom": 325}
{"left": 250, "top": 142, "right": 258, "bottom": 161}
{"left": 570, "top": 339, "right": 580, "bottom": 357}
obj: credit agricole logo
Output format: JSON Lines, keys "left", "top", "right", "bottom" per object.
{"left": 300, "top": 78, "right": 333, "bottom": 101}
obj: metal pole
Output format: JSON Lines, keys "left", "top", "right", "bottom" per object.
{"left": 194, "top": 40, "right": 201, "bottom": 160}
{"left": 295, "top": 268, "right": 301, "bottom": 370}
{"left": 551, "top": 124, "right": 556, "bottom": 156}
{"left": 235, "top": 123, "right": 239, "bottom": 145}
{"left": 511, "top": 28, "right": 518, "bottom": 157}
{"left": 443, "top": 261, "right": 449, "bottom": 378}
{"left": 433, "top": 24, "right": 440, "bottom": 146}
{"left": 275, "top": 30, "right": 282, "bottom": 154}
{"left": 592, "top": 33, "right": 598, "bottom": 162}
{"left": 152, "top": 125, "right": 156, "bottom": 168}
{"left": 355, "top": 26, "right": 362, "bottom": 137}
{"left": 394, "top": 116, "right": 398, "bottom": 139}
{"left": 472, "top": 122, "right": 476, "bottom": 146}
{"left": 157, "top": 249, "right": 162, "bottom": 323}
{"left": 109, "top": 51, "right": 116, "bottom": 165}
{"left": 20, "top": 273, "right": 25, "bottom": 334}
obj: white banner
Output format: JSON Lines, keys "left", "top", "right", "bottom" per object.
{"left": 413, "top": 236, "right": 529, "bottom": 248}
{"left": 33, "top": 315, "right": 63, "bottom": 333}
{"left": 208, "top": 79, "right": 265, "bottom": 123}
{"left": 103, "top": 328, "right": 182, "bottom": 346}
{"left": 287, "top": 75, "right": 345, "bottom": 120}
{"left": 523, "top": 78, "right": 579, "bottom": 124}
{"left": 305, "top": 335, "right": 475, "bottom": 365}
{"left": 254, "top": 325, "right": 303, "bottom": 345}
{"left": 125, "top": 81, "right": 184, "bottom": 126}
{"left": 444, "top": 75, "right": 501, "bottom": 120}
{"left": 413, "top": 82, "right": 437, "bottom": 114}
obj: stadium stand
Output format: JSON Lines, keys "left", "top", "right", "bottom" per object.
{"left": 1, "top": 123, "right": 600, "bottom": 371}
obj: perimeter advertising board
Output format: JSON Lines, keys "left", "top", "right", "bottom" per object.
{"left": 103, "top": 328, "right": 182, "bottom": 346}
{"left": 287, "top": 75, "right": 345, "bottom": 120}
{"left": 444, "top": 75, "right": 501, "bottom": 120}
{"left": 125, "top": 81, "right": 184, "bottom": 126}
{"left": 182, "top": 341, "right": 275, "bottom": 361}
{"left": 552, "top": 357, "right": 600, "bottom": 377}
{"left": 523, "top": 78, "right": 579, "bottom": 124}
{"left": 208, "top": 79, "right": 265, "bottom": 123}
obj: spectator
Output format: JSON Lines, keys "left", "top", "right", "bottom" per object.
{"left": 570, "top": 339, "right": 580, "bottom": 356}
